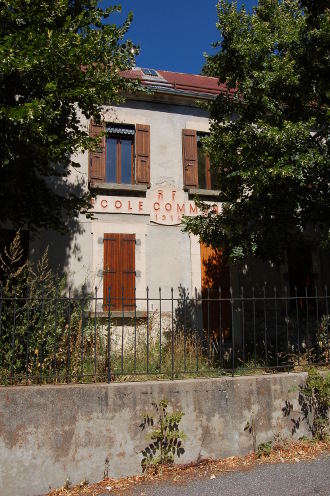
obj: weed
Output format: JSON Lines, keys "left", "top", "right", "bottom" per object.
{"left": 63, "top": 478, "right": 71, "bottom": 490}
{"left": 140, "top": 398, "right": 185, "bottom": 472}
{"left": 256, "top": 441, "right": 273, "bottom": 458}
{"left": 244, "top": 415, "right": 257, "bottom": 452}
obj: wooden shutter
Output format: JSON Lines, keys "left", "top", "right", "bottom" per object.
{"left": 89, "top": 120, "right": 106, "bottom": 182}
{"left": 182, "top": 129, "right": 198, "bottom": 188}
{"left": 103, "top": 233, "right": 136, "bottom": 311}
{"left": 135, "top": 124, "right": 150, "bottom": 185}
{"left": 200, "top": 243, "right": 231, "bottom": 341}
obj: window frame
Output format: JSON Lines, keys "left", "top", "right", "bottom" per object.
{"left": 106, "top": 125, "right": 135, "bottom": 185}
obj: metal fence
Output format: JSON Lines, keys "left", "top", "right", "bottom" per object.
{"left": 0, "top": 285, "right": 329, "bottom": 385}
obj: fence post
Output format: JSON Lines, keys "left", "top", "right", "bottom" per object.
{"left": 195, "top": 287, "right": 199, "bottom": 373}
{"left": 219, "top": 286, "right": 222, "bottom": 367}
{"left": 53, "top": 285, "right": 58, "bottom": 382}
{"left": 121, "top": 286, "right": 124, "bottom": 374}
{"left": 325, "top": 285, "right": 329, "bottom": 364}
{"left": 263, "top": 285, "right": 268, "bottom": 365}
{"left": 94, "top": 287, "right": 97, "bottom": 381}
{"left": 146, "top": 286, "right": 149, "bottom": 374}
{"left": 39, "top": 288, "right": 46, "bottom": 384}
{"left": 159, "top": 287, "right": 162, "bottom": 374}
{"left": 252, "top": 287, "right": 256, "bottom": 368}
{"left": 134, "top": 286, "right": 137, "bottom": 373}
{"left": 241, "top": 286, "right": 245, "bottom": 365}
{"left": 0, "top": 286, "right": 3, "bottom": 347}
{"left": 274, "top": 287, "right": 278, "bottom": 368}
{"left": 171, "top": 287, "right": 174, "bottom": 380}
{"left": 183, "top": 287, "right": 187, "bottom": 373}
{"left": 11, "top": 286, "right": 17, "bottom": 383}
{"left": 66, "top": 287, "right": 71, "bottom": 384}
{"left": 26, "top": 287, "right": 31, "bottom": 383}
{"left": 107, "top": 286, "right": 111, "bottom": 383}
{"left": 230, "top": 287, "right": 235, "bottom": 377}
{"left": 284, "top": 286, "right": 289, "bottom": 364}
{"left": 295, "top": 286, "right": 300, "bottom": 366}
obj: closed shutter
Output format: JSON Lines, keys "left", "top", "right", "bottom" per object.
{"left": 135, "top": 124, "right": 150, "bottom": 185}
{"left": 182, "top": 129, "right": 198, "bottom": 187}
{"left": 200, "top": 243, "right": 231, "bottom": 341}
{"left": 89, "top": 120, "right": 106, "bottom": 182}
{"left": 103, "top": 233, "right": 136, "bottom": 311}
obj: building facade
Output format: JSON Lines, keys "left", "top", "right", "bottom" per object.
{"left": 28, "top": 67, "right": 330, "bottom": 318}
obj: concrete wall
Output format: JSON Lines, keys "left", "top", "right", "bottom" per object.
{"left": 0, "top": 373, "right": 312, "bottom": 496}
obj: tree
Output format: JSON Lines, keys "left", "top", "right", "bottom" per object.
{"left": 184, "top": 0, "right": 329, "bottom": 264}
{"left": 0, "top": 0, "right": 139, "bottom": 232}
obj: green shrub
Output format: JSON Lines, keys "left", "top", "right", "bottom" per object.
{"left": 299, "top": 368, "right": 330, "bottom": 440}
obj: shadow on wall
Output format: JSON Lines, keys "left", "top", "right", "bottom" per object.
{"left": 2, "top": 173, "right": 90, "bottom": 290}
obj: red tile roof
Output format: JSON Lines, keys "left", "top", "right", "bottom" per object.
{"left": 121, "top": 68, "right": 228, "bottom": 97}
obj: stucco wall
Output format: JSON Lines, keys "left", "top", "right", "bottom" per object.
{"left": 0, "top": 373, "right": 312, "bottom": 496}
{"left": 29, "top": 99, "right": 209, "bottom": 296}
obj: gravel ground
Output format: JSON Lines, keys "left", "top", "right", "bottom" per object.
{"left": 130, "top": 455, "right": 330, "bottom": 496}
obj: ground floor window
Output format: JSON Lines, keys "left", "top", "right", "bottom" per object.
{"left": 103, "top": 233, "right": 136, "bottom": 311}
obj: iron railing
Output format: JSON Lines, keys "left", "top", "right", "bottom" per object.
{"left": 0, "top": 285, "right": 328, "bottom": 385}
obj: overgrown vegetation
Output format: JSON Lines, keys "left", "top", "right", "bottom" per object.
{"left": 298, "top": 368, "right": 330, "bottom": 440}
{"left": 0, "top": 234, "right": 328, "bottom": 385}
{"left": 140, "top": 399, "right": 185, "bottom": 472}
{"left": 0, "top": 231, "right": 101, "bottom": 383}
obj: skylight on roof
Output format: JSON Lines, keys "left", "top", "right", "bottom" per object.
{"left": 142, "top": 68, "right": 158, "bottom": 77}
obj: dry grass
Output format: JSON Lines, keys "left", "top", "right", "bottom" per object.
{"left": 46, "top": 438, "right": 330, "bottom": 496}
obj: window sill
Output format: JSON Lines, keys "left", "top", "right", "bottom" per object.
{"left": 187, "top": 188, "right": 220, "bottom": 198}
{"left": 90, "top": 310, "right": 147, "bottom": 319}
{"left": 90, "top": 182, "right": 148, "bottom": 195}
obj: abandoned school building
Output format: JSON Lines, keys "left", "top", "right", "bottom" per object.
{"left": 3, "top": 68, "right": 330, "bottom": 327}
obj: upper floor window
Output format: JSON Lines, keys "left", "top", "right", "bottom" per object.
{"left": 106, "top": 124, "right": 135, "bottom": 184}
{"left": 182, "top": 129, "right": 218, "bottom": 191}
{"left": 89, "top": 121, "right": 150, "bottom": 186}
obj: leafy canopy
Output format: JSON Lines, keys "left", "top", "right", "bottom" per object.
{"left": 184, "top": 0, "right": 330, "bottom": 264}
{"left": 0, "top": 0, "right": 139, "bottom": 232}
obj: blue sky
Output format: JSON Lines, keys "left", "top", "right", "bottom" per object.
{"left": 104, "top": 1, "right": 258, "bottom": 75}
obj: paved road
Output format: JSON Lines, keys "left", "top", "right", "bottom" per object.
{"left": 130, "top": 456, "right": 330, "bottom": 496}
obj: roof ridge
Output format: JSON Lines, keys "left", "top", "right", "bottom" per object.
{"left": 159, "top": 69, "right": 218, "bottom": 80}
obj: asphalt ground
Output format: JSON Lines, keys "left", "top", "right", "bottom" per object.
{"left": 130, "top": 455, "right": 330, "bottom": 496}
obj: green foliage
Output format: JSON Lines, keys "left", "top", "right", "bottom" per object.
{"left": 140, "top": 398, "right": 185, "bottom": 472}
{"left": 316, "top": 315, "right": 329, "bottom": 360}
{"left": 256, "top": 441, "right": 273, "bottom": 458}
{"left": 184, "top": 0, "right": 330, "bottom": 264}
{"left": 298, "top": 368, "right": 330, "bottom": 440}
{"left": 0, "top": 0, "right": 140, "bottom": 231}
{"left": 0, "top": 231, "right": 102, "bottom": 383}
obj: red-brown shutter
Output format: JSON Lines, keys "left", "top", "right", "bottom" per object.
{"left": 135, "top": 124, "right": 150, "bottom": 185}
{"left": 103, "top": 233, "right": 136, "bottom": 311}
{"left": 89, "top": 120, "right": 106, "bottom": 182}
{"left": 182, "top": 129, "right": 198, "bottom": 188}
